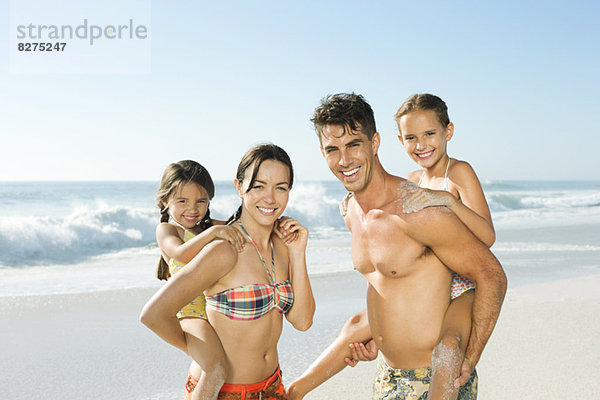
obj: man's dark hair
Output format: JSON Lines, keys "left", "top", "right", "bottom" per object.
{"left": 311, "top": 93, "right": 377, "bottom": 142}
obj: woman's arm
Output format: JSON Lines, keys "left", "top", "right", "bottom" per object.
{"left": 140, "top": 240, "right": 237, "bottom": 351}
{"left": 156, "top": 222, "right": 245, "bottom": 263}
{"left": 275, "top": 217, "right": 315, "bottom": 331}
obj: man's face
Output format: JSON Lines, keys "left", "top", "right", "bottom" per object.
{"left": 320, "top": 124, "right": 380, "bottom": 194}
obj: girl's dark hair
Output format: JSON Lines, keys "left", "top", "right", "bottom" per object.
{"left": 226, "top": 143, "right": 294, "bottom": 224}
{"left": 156, "top": 160, "right": 215, "bottom": 281}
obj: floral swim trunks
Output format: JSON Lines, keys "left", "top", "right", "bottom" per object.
{"left": 373, "top": 357, "right": 477, "bottom": 400}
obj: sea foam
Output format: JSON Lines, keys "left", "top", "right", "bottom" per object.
{"left": 0, "top": 206, "right": 156, "bottom": 267}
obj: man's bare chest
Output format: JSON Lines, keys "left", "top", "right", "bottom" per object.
{"left": 350, "top": 214, "right": 424, "bottom": 277}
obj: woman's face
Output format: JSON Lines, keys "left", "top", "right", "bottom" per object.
{"left": 236, "top": 159, "right": 291, "bottom": 226}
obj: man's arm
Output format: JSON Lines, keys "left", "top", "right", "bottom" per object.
{"left": 406, "top": 207, "right": 507, "bottom": 369}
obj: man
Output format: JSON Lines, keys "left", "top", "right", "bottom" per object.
{"left": 289, "top": 93, "right": 506, "bottom": 399}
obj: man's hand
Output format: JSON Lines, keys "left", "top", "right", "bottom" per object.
{"left": 344, "top": 339, "right": 378, "bottom": 367}
{"left": 403, "top": 187, "right": 456, "bottom": 213}
{"left": 454, "top": 357, "right": 473, "bottom": 388}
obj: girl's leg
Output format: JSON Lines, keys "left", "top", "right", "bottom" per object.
{"left": 179, "top": 318, "right": 228, "bottom": 400}
{"left": 428, "top": 290, "right": 474, "bottom": 400}
{"left": 287, "top": 309, "right": 372, "bottom": 400}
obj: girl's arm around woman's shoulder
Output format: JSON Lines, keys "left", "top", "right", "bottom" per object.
{"left": 156, "top": 221, "right": 245, "bottom": 263}
{"left": 140, "top": 240, "right": 238, "bottom": 352}
{"left": 275, "top": 217, "right": 315, "bottom": 331}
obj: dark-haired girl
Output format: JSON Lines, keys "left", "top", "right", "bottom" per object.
{"left": 155, "top": 160, "right": 246, "bottom": 400}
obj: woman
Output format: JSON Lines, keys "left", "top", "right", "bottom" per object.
{"left": 140, "top": 143, "right": 315, "bottom": 399}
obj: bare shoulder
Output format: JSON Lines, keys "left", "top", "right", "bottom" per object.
{"left": 156, "top": 221, "right": 181, "bottom": 237}
{"left": 202, "top": 239, "right": 238, "bottom": 265}
{"left": 386, "top": 176, "right": 421, "bottom": 212}
{"left": 404, "top": 169, "right": 422, "bottom": 184}
{"left": 174, "top": 239, "right": 239, "bottom": 290}
{"left": 448, "top": 159, "right": 480, "bottom": 186}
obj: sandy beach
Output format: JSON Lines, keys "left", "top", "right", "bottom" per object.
{"left": 2, "top": 269, "right": 599, "bottom": 400}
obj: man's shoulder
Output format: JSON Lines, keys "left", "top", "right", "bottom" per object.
{"left": 379, "top": 177, "right": 422, "bottom": 215}
{"left": 342, "top": 175, "right": 419, "bottom": 218}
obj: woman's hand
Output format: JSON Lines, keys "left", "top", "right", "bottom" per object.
{"left": 276, "top": 216, "right": 314, "bottom": 331}
{"left": 209, "top": 225, "right": 246, "bottom": 252}
{"left": 274, "top": 216, "right": 308, "bottom": 253}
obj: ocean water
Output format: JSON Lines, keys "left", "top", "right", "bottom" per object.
{"left": 1, "top": 180, "right": 599, "bottom": 296}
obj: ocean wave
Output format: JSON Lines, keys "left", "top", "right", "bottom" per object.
{"left": 481, "top": 181, "right": 524, "bottom": 190}
{"left": 4, "top": 180, "right": 597, "bottom": 268}
{"left": 0, "top": 206, "right": 157, "bottom": 267}
{"left": 493, "top": 242, "right": 600, "bottom": 252}
{"left": 210, "top": 182, "right": 347, "bottom": 229}
{"left": 487, "top": 191, "right": 600, "bottom": 212}
{"left": 0, "top": 182, "right": 349, "bottom": 268}
{"left": 287, "top": 183, "right": 346, "bottom": 227}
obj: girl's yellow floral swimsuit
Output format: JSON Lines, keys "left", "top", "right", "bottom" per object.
{"left": 169, "top": 229, "right": 208, "bottom": 319}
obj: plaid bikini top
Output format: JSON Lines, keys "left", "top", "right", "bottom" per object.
{"left": 205, "top": 280, "right": 294, "bottom": 321}
{"left": 205, "top": 220, "right": 294, "bottom": 321}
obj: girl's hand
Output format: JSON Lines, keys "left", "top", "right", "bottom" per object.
{"left": 274, "top": 216, "right": 308, "bottom": 252}
{"left": 345, "top": 339, "right": 379, "bottom": 367}
{"left": 403, "top": 187, "right": 456, "bottom": 213}
{"left": 209, "top": 225, "right": 246, "bottom": 252}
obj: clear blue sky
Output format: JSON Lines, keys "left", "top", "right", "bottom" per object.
{"left": 2, "top": 1, "right": 599, "bottom": 181}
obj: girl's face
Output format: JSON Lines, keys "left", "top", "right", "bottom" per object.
{"left": 397, "top": 109, "right": 454, "bottom": 170}
{"left": 236, "top": 159, "right": 291, "bottom": 226}
{"left": 163, "top": 181, "right": 210, "bottom": 229}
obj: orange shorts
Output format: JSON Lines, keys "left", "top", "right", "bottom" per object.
{"left": 184, "top": 366, "right": 284, "bottom": 400}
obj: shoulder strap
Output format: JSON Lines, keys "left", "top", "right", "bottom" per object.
{"left": 443, "top": 158, "right": 451, "bottom": 191}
